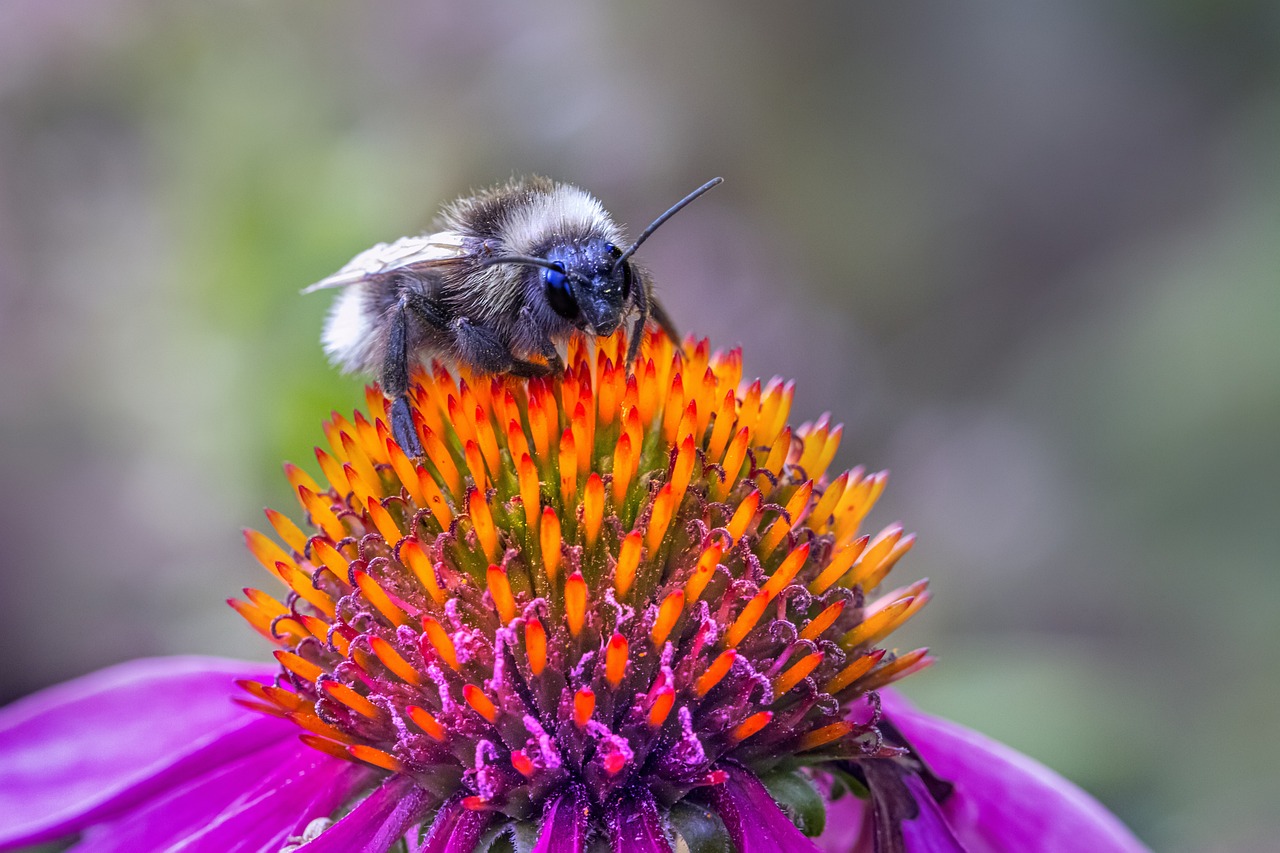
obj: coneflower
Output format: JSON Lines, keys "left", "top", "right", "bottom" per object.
{"left": 0, "top": 331, "right": 1148, "bottom": 853}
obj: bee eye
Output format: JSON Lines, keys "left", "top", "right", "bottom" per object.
{"left": 607, "top": 243, "right": 622, "bottom": 258}
{"left": 543, "top": 263, "right": 579, "bottom": 320}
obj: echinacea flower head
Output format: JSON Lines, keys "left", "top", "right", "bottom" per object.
{"left": 0, "top": 328, "right": 1149, "bottom": 853}
{"left": 232, "top": 330, "right": 933, "bottom": 851}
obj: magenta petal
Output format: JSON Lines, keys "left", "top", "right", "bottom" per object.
{"left": 878, "top": 692, "right": 1148, "bottom": 853}
{"left": 412, "top": 794, "right": 495, "bottom": 853}
{"left": 69, "top": 736, "right": 358, "bottom": 853}
{"left": 708, "top": 766, "right": 823, "bottom": 853}
{"left": 295, "top": 774, "right": 432, "bottom": 853}
{"left": 0, "top": 656, "right": 287, "bottom": 849}
{"left": 607, "top": 792, "right": 671, "bottom": 853}
{"left": 532, "top": 784, "right": 588, "bottom": 853}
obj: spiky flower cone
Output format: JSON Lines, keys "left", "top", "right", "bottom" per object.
{"left": 234, "top": 330, "right": 932, "bottom": 851}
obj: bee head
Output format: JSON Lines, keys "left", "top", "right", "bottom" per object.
{"left": 539, "top": 239, "right": 633, "bottom": 336}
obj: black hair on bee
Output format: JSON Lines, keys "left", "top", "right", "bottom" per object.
{"left": 303, "top": 176, "right": 722, "bottom": 457}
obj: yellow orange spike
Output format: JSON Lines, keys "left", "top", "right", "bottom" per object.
{"left": 661, "top": 375, "right": 685, "bottom": 446}
{"left": 808, "top": 472, "right": 850, "bottom": 533}
{"left": 795, "top": 418, "right": 829, "bottom": 478}
{"left": 540, "top": 506, "right": 562, "bottom": 584}
{"left": 726, "top": 489, "right": 761, "bottom": 543}
{"left": 525, "top": 618, "right": 547, "bottom": 677}
{"left": 823, "top": 649, "right": 886, "bottom": 694}
{"left": 695, "top": 649, "right": 737, "bottom": 697}
{"left": 757, "top": 379, "right": 794, "bottom": 448}
{"left": 651, "top": 590, "right": 685, "bottom": 647}
{"left": 730, "top": 711, "right": 772, "bottom": 743}
{"left": 714, "top": 428, "right": 751, "bottom": 502}
{"left": 636, "top": 358, "right": 660, "bottom": 427}
{"left": 298, "top": 486, "right": 346, "bottom": 543}
{"left": 645, "top": 483, "right": 676, "bottom": 555}
{"left": 756, "top": 427, "right": 792, "bottom": 495}
{"left": 565, "top": 572, "right": 587, "bottom": 637}
{"left": 614, "top": 531, "right": 642, "bottom": 598}
{"left": 511, "top": 750, "right": 536, "bottom": 778}
{"left": 288, "top": 710, "right": 349, "bottom": 743}
{"left": 315, "top": 448, "right": 349, "bottom": 496}
{"left": 684, "top": 543, "right": 722, "bottom": 604}
{"left": 668, "top": 435, "right": 697, "bottom": 510}
{"left": 343, "top": 463, "right": 377, "bottom": 512}
{"left": 280, "top": 562, "right": 337, "bottom": 618}
{"left": 297, "top": 735, "right": 352, "bottom": 762}
{"left": 265, "top": 509, "right": 307, "bottom": 556}
{"left": 349, "top": 744, "right": 403, "bottom": 773}
{"left": 507, "top": 418, "right": 532, "bottom": 471}
{"left": 244, "top": 529, "right": 295, "bottom": 580}
{"left": 758, "top": 480, "right": 814, "bottom": 557}
{"left": 648, "top": 687, "right": 676, "bottom": 729}
{"left": 353, "top": 570, "right": 408, "bottom": 627}
{"left": 299, "top": 614, "right": 333, "bottom": 645}
{"left": 582, "top": 473, "right": 604, "bottom": 549}
{"left": 487, "top": 565, "right": 517, "bottom": 625}
{"left": 415, "top": 467, "right": 454, "bottom": 529}
{"left": 841, "top": 596, "right": 916, "bottom": 649}
{"left": 850, "top": 532, "right": 916, "bottom": 593}
{"left": 369, "top": 636, "right": 421, "bottom": 686}
{"left": 242, "top": 587, "right": 289, "bottom": 618}
{"left": 400, "top": 539, "right": 445, "bottom": 605}
{"left": 706, "top": 391, "right": 738, "bottom": 464}
{"left": 463, "top": 441, "right": 488, "bottom": 492}
{"left": 760, "top": 542, "right": 810, "bottom": 602}
{"left": 421, "top": 426, "right": 462, "bottom": 500}
{"left": 340, "top": 432, "right": 380, "bottom": 497}
{"left": 325, "top": 681, "right": 382, "bottom": 720}
{"left": 725, "top": 592, "right": 769, "bottom": 648}
{"left": 573, "top": 687, "right": 595, "bottom": 727}
{"left": 284, "top": 463, "right": 323, "bottom": 503}
{"left": 312, "top": 537, "right": 349, "bottom": 576}
{"left": 274, "top": 650, "right": 324, "bottom": 683}
{"left": 446, "top": 394, "right": 477, "bottom": 452}
{"left": 558, "top": 427, "right": 578, "bottom": 509}
{"left": 857, "top": 648, "right": 934, "bottom": 692}
{"left": 467, "top": 488, "right": 500, "bottom": 564}
{"left": 518, "top": 453, "right": 541, "bottom": 530}
{"left": 605, "top": 634, "right": 629, "bottom": 688}
{"left": 773, "top": 651, "right": 824, "bottom": 696}
{"left": 833, "top": 471, "right": 887, "bottom": 544}
{"left": 572, "top": 401, "right": 592, "bottom": 474}
{"left": 611, "top": 432, "right": 635, "bottom": 507}
{"left": 473, "top": 406, "right": 501, "bottom": 475}
{"left": 385, "top": 440, "right": 426, "bottom": 506}
{"left": 422, "top": 617, "right": 459, "bottom": 670}
{"left": 808, "top": 536, "right": 870, "bottom": 596}
{"left": 406, "top": 705, "right": 447, "bottom": 741}
{"left": 229, "top": 599, "right": 279, "bottom": 641}
{"left": 463, "top": 684, "right": 499, "bottom": 724}
{"left": 798, "top": 599, "right": 846, "bottom": 642}
{"left": 365, "top": 498, "right": 403, "bottom": 547}
{"left": 711, "top": 346, "right": 743, "bottom": 392}
{"left": 527, "top": 390, "right": 553, "bottom": 462}
{"left": 797, "top": 720, "right": 856, "bottom": 752}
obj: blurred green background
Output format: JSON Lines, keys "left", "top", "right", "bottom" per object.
{"left": 1, "top": 2, "right": 1277, "bottom": 850}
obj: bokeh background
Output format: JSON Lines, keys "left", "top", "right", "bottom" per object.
{"left": 2, "top": 2, "right": 1277, "bottom": 850}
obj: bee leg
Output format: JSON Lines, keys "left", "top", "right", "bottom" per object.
{"left": 518, "top": 305, "right": 565, "bottom": 375}
{"left": 452, "top": 317, "right": 552, "bottom": 378}
{"left": 649, "top": 296, "right": 681, "bottom": 347}
{"left": 383, "top": 301, "right": 425, "bottom": 458}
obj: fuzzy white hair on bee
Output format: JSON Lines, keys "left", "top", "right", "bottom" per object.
{"left": 302, "top": 175, "right": 723, "bottom": 457}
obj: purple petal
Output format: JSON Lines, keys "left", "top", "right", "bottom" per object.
{"left": 296, "top": 774, "right": 433, "bottom": 853}
{"left": 607, "top": 792, "right": 671, "bottom": 853}
{"left": 857, "top": 759, "right": 966, "bottom": 853}
{"left": 411, "top": 794, "right": 495, "bottom": 853}
{"left": 708, "top": 766, "right": 823, "bottom": 853}
{"left": 532, "top": 784, "right": 589, "bottom": 853}
{"left": 0, "top": 656, "right": 289, "bottom": 850}
{"left": 69, "top": 737, "right": 361, "bottom": 853}
{"left": 877, "top": 692, "right": 1149, "bottom": 853}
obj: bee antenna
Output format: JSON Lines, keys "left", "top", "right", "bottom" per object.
{"left": 613, "top": 177, "right": 724, "bottom": 269}
{"left": 480, "top": 254, "right": 565, "bottom": 274}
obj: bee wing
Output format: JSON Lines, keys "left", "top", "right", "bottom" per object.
{"left": 301, "top": 232, "right": 470, "bottom": 293}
